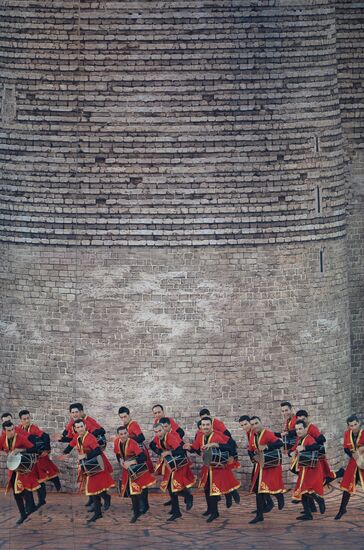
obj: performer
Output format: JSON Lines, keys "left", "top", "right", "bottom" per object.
{"left": 150, "top": 422, "right": 195, "bottom": 521}
{"left": 18, "top": 409, "right": 61, "bottom": 506}
{"left": 248, "top": 416, "right": 285, "bottom": 524}
{"left": 114, "top": 425, "right": 156, "bottom": 522}
{"left": 185, "top": 416, "right": 240, "bottom": 523}
{"left": 55, "top": 402, "right": 107, "bottom": 508}
{"left": 335, "top": 414, "right": 364, "bottom": 520}
{"left": 199, "top": 408, "right": 231, "bottom": 437}
{"left": 274, "top": 401, "right": 297, "bottom": 453}
{"left": 0, "top": 420, "right": 39, "bottom": 525}
{"left": 152, "top": 404, "right": 185, "bottom": 439}
{"left": 295, "top": 410, "right": 337, "bottom": 485}
{"left": 62, "top": 418, "right": 114, "bottom": 523}
{"left": 239, "top": 415, "right": 275, "bottom": 514}
{"left": 118, "top": 406, "right": 154, "bottom": 473}
{"left": 290, "top": 420, "right": 325, "bottom": 521}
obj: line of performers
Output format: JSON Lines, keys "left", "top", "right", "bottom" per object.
{"left": 1, "top": 401, "right": 363, "bottom": 526}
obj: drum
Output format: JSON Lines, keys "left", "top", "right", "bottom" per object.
{"left": 203, "top": 447, "right": 229, "bottom": 468}
{"left": 261, "top": 449, "right": 282, "bottom": 469}
{"left": 282, "top": 434, "right": 297, "bottom": 451}
{"left": 164, "top": 454, "right": 188, "bottom": 472}
{"left": 127, "top": 462, "right": 148, "bottom": 480}
{"left": 96, "top": 434, "right": 107, "bottom": 450}
{"left": 7, "top": 452, "right": 37, "bottom": 473}
{"left": 34, "top": 438, "right": 46, "bottom": 454}
{"left": 80, "top": 455, "right": 104, "bottom": 476}
{"left": 298, "top": 450, "right": 319, "bottom": 468}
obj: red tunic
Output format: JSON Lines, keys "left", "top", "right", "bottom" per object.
{"left": 212, "top": 417, "right": 228, "bottom": 434}
{"left": 18, "top": 423, "right": 59, "bottom": 482}
{"left": 114, "top": 437, "right": 156, "bottom": 496}
{"left": 340, "top": 429, "right": 364, "bottom": 494}
{"left": 70, "top": 432, "right": 114, "bottom": 496}
{"left": 192, "top": 431, "right": 240, "bottom": 496}
{"left": 306, "top": 422, "right": 336, "bottom": 480}
{"left": 65, "top": 415, "right": 102, "bottom": 439}
{"left": 285, "top": 415, "right": 297, "bottom": 432}
{"left": 126, "top": 420, "right": 154, "bottom": 473}
{"left": 154, "top": 431, "right": 195, "bottom": 493}
{"left": 0, "top": 432, "right": 40, "bottom": 494}
{"left": 248, "top": 429, "right": 285, "bottom": 494}
{"left": 291, "top": 434, "right": 324, "bottom": 499}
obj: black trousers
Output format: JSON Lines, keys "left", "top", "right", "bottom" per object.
{"left": 204, "top": 472, "right": 219, "bottom": 515}
{"left": 11, "top": 472, "right": 36, "bottom": 517}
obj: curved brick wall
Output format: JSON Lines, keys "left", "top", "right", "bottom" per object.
{"left": 0, "top": 1, "right": 346, "bottom": 245}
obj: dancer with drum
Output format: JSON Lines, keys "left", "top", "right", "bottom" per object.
{"left": 114, "top": 425, "right": 156, "bottom": 522}
{"left": 0, "top": 420, "right": 39, "bottom": 525}
{"left": 18, "top": 409, "right": 61, "bottom": 507}
{"left": 335, "top": 414, "right": 364, "bottom": 520}
{"left": 60, "top": 418, "right": 114, "bottom": 523}
{"left": 290, "top": 420, "right": 325, "bottom": 521}
{"left": 185, "top": 416, "right": 240, "bottom": 523}
{"left": 151, "top": 422, "right": 195, "bottom": 521}
{"left": 151, "top": 404, "right": 185, "bottom": 439}
{"left": 274, "top": 401, "right": 297, "bottom": 453}
{"left": 248, "top": 416, "right": 285, "bottom": 524}
{"left": 295, "top": 410, "right": 337, "bottom": 485}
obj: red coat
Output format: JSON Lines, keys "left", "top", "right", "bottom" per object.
{"left": 285, "top": 415, "right": 297, "bottom": 432}
{"left": 340, "top": 429, "right": 364, "bottom": 494}
{"left": 114, "top": 437, "right": 156, "bottom": 496}
{"left": 126, "top": 420, "right": 154, "bottom": 473}
{"left": 18, "top": 423, "right": 59, "bottom": 482}
{"left": 305, "top": 422, "right": 336, "bottom": 480}
{"left": 0, "top": 432, "right": 40, "bottom": 494}
{"left": 70, "top": 432, "right": 114, "bottom": 496}
{"left": 248, "top": 429, "right": 285, "bottom": 494}
{"left": 154, "top": 431, "right": 195, "bottom": 493}
{"left": 65, "top": 415, "right": 102, "bottom": 439}
{"left": 291, "top": 434, "right": 324, "bottom": 499}
{"left": 191, "top": 431, "right": 240, "bottom": 496}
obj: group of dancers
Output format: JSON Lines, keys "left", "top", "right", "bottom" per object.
{"left": 0, "top": 401, "right": 363, "bottom": 526}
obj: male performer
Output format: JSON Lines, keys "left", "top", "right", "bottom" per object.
{"left": 290, "top": 420, "right": 325, "bottom": 521}
{"left": 61, "top": 418, "right": 114, "bottom": 523}
{"left": 185, "top": 416, "right": 240, "bottom": 523}
{"left": 151, "top": 422, "right": 195, "bottom": 521}
{"left": 335, "top": 414, "right": 364, "bottom": 520}
{"left": 275, "top": 401, "right": 297, "bottom": 453}
{"left": 239, "top": 415, "right": 275, "bottom": 514}
{"left": 295, "top": 409, "right": 337, "bottom": 484}
{"left": 199, "top": 408, "right": 231, "bottom": 437}
{"left": 152, "top": 404, "right": 185, "bottom": 439}
{"left": 118, "top": 406, "right": 154, "bottom": 473}
{"left": 248, "top": 416, "right": 285, "bottom": 524}
{"left": 0, "top": 420, "right": 39, "bottom": 525}
{"left": 114, "top": 425, "right": 156, "bottom": 522}
{"left": 18, "top": 409, "right": 61, "bottom": 506}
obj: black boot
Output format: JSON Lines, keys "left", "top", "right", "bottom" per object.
{"left": 24, "top": 490, "right": 37, "bottom": 515}
{"left": 249, "top": 494, "right": 264, "bottom": 524}
{"left": 334, "top": 491, "right": 350, "bottom": 520}
{"left": 206, "top": 496, "right": 219, "bottom": 523}
{"left": 87, "top": 496, "right": 102, "bottom": 523}
{"left": 263, "top": 494, "right": 274, "bottom": 513}
{"left": 130, "top": 495, "right": 141, "bottom": 523}
{"left": 37, "top": 483, "right": 47, "bottom": 508}
{"left": 276, "top": 493, "right": 284, "bottom": 510}
{"left": 167, "top": 493, "right": 182, "bottom": 521}
{"left": 101, "top": 491, "right": 111, "bottom": 511}
{"left": 312, "top": 494, "right": 325, "bottom": 514}
{"left": 163, "top": 499, "right": 172, "bottom": 507}
{"left": 140, "top": 488, "right": 149, "bottom": 514}
{"left": 297, "top": 495, "right": 313, "bottom": 521}
{"left": 85, "top": 496, "right": 93, "bottom": 507}
{"left": 181, "top": 489, "right": 193, "bottom": 511}
{"left": 52, "top": 476, "right": 62, "bottom": 492}
{"left": 14, "top": 493, "right": 28, "bottom": 526}
{"left": 335, "top": 467, "right": 345, "bottom": 480}
{"left": 232, "top": 490, "right": 240, "bottom": 504}
{"left": 203, "top": 491, "right": 211, "bottom": 516}
{"left": 225, "top": 492, "right": 233, "bottom": 508}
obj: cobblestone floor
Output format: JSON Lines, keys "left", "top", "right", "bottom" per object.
{"left": 0, "top": 486, "right": 362, "bottom": 550}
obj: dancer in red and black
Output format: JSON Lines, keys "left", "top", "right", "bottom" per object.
{"left": 185, "top": 416, "right": 240, "bottom": 523}
{"left": 239, "top": 414, "right": 275, "bottom": 515}
{"left": 0, "top": 420, "right": 39, "bottom": 525}
{"left": 150, "top": 421, "right": 195, "bottom": 521}
{"left": 199, "top": 408, "right": 240, "bottom": 508}
{"left": 275, "top": 401, "right": 297, "bottom": 453}
{"left": 18, "top": 409, "right": 61, "bottom": 508}
{"left": 248, "top": 416, "right": 285, "bottom": 524}
{"left": 114, "top": 425, "right": 156, "bottom": 522}
{"left": 290, "top": 420, "right": 325, "bottom": 521}
{"left": 151, "top": 404, "right": 185, "bottom": 439}
{"left": 335, "top": 414, "right": 364, "bottom": 520}
{"left": 61, "top": 418, "right": 114, "bottom": 523}
{"left": 118, "top": 406, "right": 154, "bottom": 474}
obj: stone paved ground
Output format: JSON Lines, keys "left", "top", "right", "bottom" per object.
{"left": 0, "top": 486, "right": 362, "bottom": 550}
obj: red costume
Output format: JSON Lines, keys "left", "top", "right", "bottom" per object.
{"left": 126, "top": 420, "right": 154, "bottom": 473}
{"left": 18, "top": 423, "right": 59, "bottom": 483}
{"left": 291, "top": 434, "right": 324, "bottom": 499}
{"left": 65, "top": 415, "right": 102, "bottom": 440}
{"left": 285, "top": 415, "right": 297, "bottom": 432}
{"left": 114, "top": 437, "right": 156, "bottom": 495}
{"left": 340, "top": 429, "right": 364, "bottom": 494}
{"left": 154, "top": 431, "right": 195, "bottom": 493}
{"left": 305, "top": 422, "right": 336, "bottom": 480}
{"left": 0, "top": 432, "right": 40, "bottom": 494}
{"left": 69, "top": 431, "right": 114, "bottom": 496}
{"left": 248, "top": 429, "right": 285, "bottom": 494}
{"left": 191, "top": 431, "right": 240, "bottom": 496}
